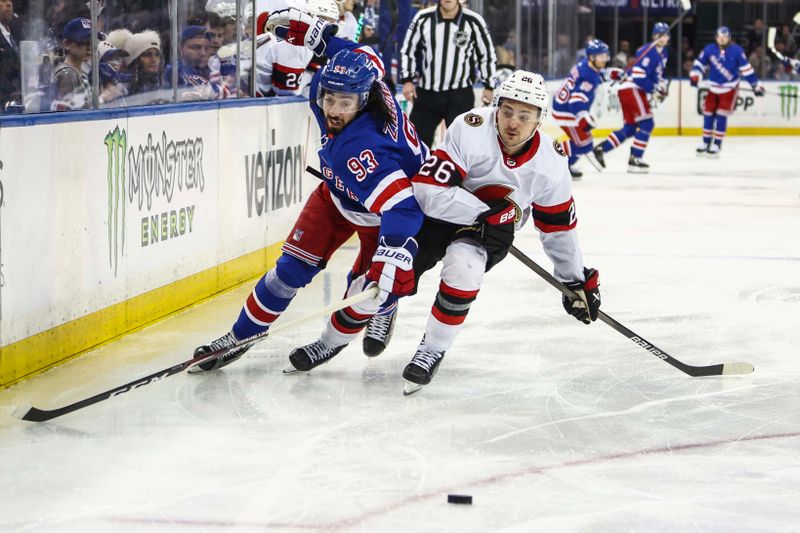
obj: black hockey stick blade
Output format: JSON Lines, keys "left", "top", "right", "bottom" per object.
{"left": 508, "top": 246, "right": 754, "bottom": 377}
{"left": 14, "top": 333, "right": 268, "bottom": 423}
{"left": 14, "top": 286, "right": 380, "bottom": 422}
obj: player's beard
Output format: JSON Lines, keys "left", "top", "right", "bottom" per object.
{"left": 326, "top": 116, "right": 345, "bottom": 135}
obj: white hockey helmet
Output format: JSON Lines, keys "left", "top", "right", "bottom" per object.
{"left": 492, "top": 70, "right": 549, "bottom": 123}
{"left": 306, "top": 0, "right": 340, "bottom": 22}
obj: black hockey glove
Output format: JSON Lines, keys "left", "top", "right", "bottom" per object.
{"left": 473, "top": 199, "right": 517, "bottom": 249}
{"left": 562, "top": 268, "right": 601, "bottom": 324}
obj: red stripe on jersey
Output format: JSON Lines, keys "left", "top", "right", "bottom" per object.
{"left": 368, "top": 178, "right": 412, "bottom": 214}
{"left": 246, "top": 293, "right": 279, "bottom": 324}
{"left": 498, "top": 131, "right": 541, "bottom": 168}
{"left": 533, "top": 197, "right": 574, "bottom": 214}
{"left": 354, "top": 47, "right": 385, "bottom": 77}
{"left": 431, "top": 305, "right": 469, "bottom": 326}
{"left": 439, "top": 281, "right": 479, "bottom": 299}
{"left": 534, "top": 219, "right": 578, "bottom": 233}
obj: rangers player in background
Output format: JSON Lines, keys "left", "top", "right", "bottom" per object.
{"left": 193, "top": 7, "right": 428, "bottom": 372}
{"left": 254, "top": 0, "right": 339, "bottom": 96}
{"left": 401, "top": 71, "right": 601, "bottom": 394}
{"left": 551, "top": 39, "right": 623, "bottom": 178}
{"left": 593, "top": 22, "right": 670, "bottom": 174}
{"left": 690, "top": 26, "right": 765, "bottom": 157}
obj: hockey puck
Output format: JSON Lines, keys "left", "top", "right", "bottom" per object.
{"left": 447, "top": 494, "right": 472, "bottom": 505}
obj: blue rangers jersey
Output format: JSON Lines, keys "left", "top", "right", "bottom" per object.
{"left": 623, "top": 44, "right": 668, "bottom": 94}
{"left": 551, "top": 58, "right": 604, "bottom": 126}
{"left": 310, "top": 37, "right": 429, "bottom": 243}
{"left": 692, "top": 43, "right": 759, "bottom": 93}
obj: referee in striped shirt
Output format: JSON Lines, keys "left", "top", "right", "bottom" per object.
{"left": 400, "top": 0, "right": 497, "bottom": 147}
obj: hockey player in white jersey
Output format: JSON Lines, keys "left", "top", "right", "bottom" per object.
{"left": 403, "top": 70, "right": 601, "bottom": 394}
{"left": 254, "top": 0, "right": 338, "bottom": 96}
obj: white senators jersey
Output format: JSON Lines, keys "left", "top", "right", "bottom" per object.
{"left": 255, "top": 35, "right": 313, "bottom": 96}
{"left": 411, "top": 106, "right": 586, "bottom": 282}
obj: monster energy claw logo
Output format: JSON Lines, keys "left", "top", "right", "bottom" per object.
{"left": 778, "top": 84, "right": 799, "bottom": 120}
{"left": 105, "top": 126, "right": 126, "bottom": 276}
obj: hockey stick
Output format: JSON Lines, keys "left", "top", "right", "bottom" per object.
{"left": 508, "top": 246, "right": 754, "bottom": 377}
{"left": 616, "top": 0, "right": 691, "bottom": 83}
{"left": 767, "top": 27, "right": 787, "bottom": 62}
{"left": 14, "top": 286, "right": 380, "bottom": 422}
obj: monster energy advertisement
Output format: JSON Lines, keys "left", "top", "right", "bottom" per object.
{"left": 104, "top": 127, "right": 206, "bottom": 276}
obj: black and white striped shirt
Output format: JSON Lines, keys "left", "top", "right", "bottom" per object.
{"left": 400, "top": 6, "right": 497, "bottom": 92}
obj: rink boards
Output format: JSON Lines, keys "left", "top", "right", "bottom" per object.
{"left": 549, "top": 78, "right": 800, "bottom": 137}
{"left": 0, "top": 99, "right": 319, "bottom": 387}
{"left": 0, "top": 78, "right": 797, "bottom": 389}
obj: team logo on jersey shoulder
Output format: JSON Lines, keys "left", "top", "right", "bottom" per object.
{"left": 553, "top": 140, "right": 567, "bottom": 157}
{"left": 464, "top": 113, "right": 484, "bottom": 127}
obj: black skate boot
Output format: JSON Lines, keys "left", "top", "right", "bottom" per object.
{"left": 706, "top": 143, "right": 721, "bottom": 158}
{"left": 589, "top": 144, "right": 606, "bottom": 169}
{"left": 627, "top": 155, "right": 650, "bottom": 174}
{"left": 696, "top": 141, "right": 710, "bottom": 156}
{"left": 402, "top": 339, "right": 446, "bottom": 396}
{"left": 568, "top": 165, "right": 583, "bottom": 179}
{"left": 362, "top": 307, "right": 398, "bottom": 357}
{"left": 190, "top": 331, "right": 251, "bottom": 373}
{"left": 286, "top": 339, "right": 346, "bottom": 372}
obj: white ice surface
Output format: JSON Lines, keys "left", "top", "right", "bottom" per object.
{"left": 2, "top": 136, "right": 800, "bottom": 532}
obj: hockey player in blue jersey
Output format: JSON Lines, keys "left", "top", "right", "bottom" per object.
{"left": 593, "top": 22, "right": 670, "bottom": 174}
{"left": 551, "top": 39, "right": 623, "bottom": 178}
{"left": 691, "top": 26, "right": 765, "bottom": 157}
{"left": 192, "top": 8, "right": 428, "bottom": 373}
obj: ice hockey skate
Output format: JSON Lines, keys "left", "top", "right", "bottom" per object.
{"left": 284, "top": 339, "right": 346, "bottom": 373}
{"left": 189, "top": 331, "right": 251, "bottom": 373}
{"left": 627, "top": 155, "right": 650, "bottom": 173}
{"left": 362, "top": 307, "right": 397, "bottom": 357}
{"left": 568, "top": 165, "right": 583, "bottom": 179}
{"left": 590, "top": 144, "right": 606, "bottom": 168}
{"left": 706, "top": 143, "right": 721, "bottom": 158}
{"left": 696, "top": 141, "right": 710, "bottom": 155}
{"left": 402, "top": 339, "right": 446, "bottom": 396}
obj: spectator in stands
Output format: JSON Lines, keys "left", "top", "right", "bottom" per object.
{"left": 552, "top": 33, "right": 573, "bottom": 76}
{"left": 745, "top": 18, "right": 765, "bottom": 53}
{"left": 51, "top": 17, "right": 93, "bottom": 110}
{"left": 336, "top": 0, "right": 358, "bottom": 41}
{"left": 108, "top": 28, "right": 164, "bottom": 99}
{"left": 779, "top": 25, "right": 797, "bottom": 58}
{"left": 0, "top": 0, "right": 22, "bottom": 112}
{"left": 614, "top": 40, "right": 630, "bottom": 68}
{"left": 748, "top": 44, "right": 771, "bottom": 80}
{"left": 96, "top": 40, "right": 129, "bottom": 107}
{"left": 358, "top": 17, "right": 380, "bottom": 52}
{"left": 164, "top": 25, "right": 227, "bottom": 101}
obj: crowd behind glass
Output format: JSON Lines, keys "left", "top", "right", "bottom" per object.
{"left": 0, "top": 0, "right": 797, "bottom": 115}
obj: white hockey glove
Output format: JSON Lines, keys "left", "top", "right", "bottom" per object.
{"left": 654, "top": 79, "right": 669, "bottom": 103}
{"left": 752, "top": 81, "right": 766, "bottom": 97}
{"left": 265, "top": 8, "right": 337, "bottom": 56}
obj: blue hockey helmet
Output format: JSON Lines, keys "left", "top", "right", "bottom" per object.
{"left": 716, "top": 26, "right": 731, "bottom": 37}
{"left": 652, "top": 22, "right": 670, "bottom": 38}
{"left": 318, "top": 49, "right": 378, "bottom": 112}
{"left": 585, "top": 39, "right": 610, "bottom": 58}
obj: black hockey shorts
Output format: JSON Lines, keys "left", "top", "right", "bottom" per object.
{"left": 412, "top": 217, "right": 515, "bottom": 294}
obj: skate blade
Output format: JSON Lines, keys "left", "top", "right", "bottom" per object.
{"left": 403, "top": 381, "right": 423, "bottom": 396}
{"left": 283, "top": 366, "right": 302, "bottom": 374}
{"left": 627, "top": 167, "right": 650, "bottom": 174}
{"left": 707, "top": 153, "right": 720, "bottom": 159}
{"left": 585, "top": 152, "right": 604, "bottom": 172}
